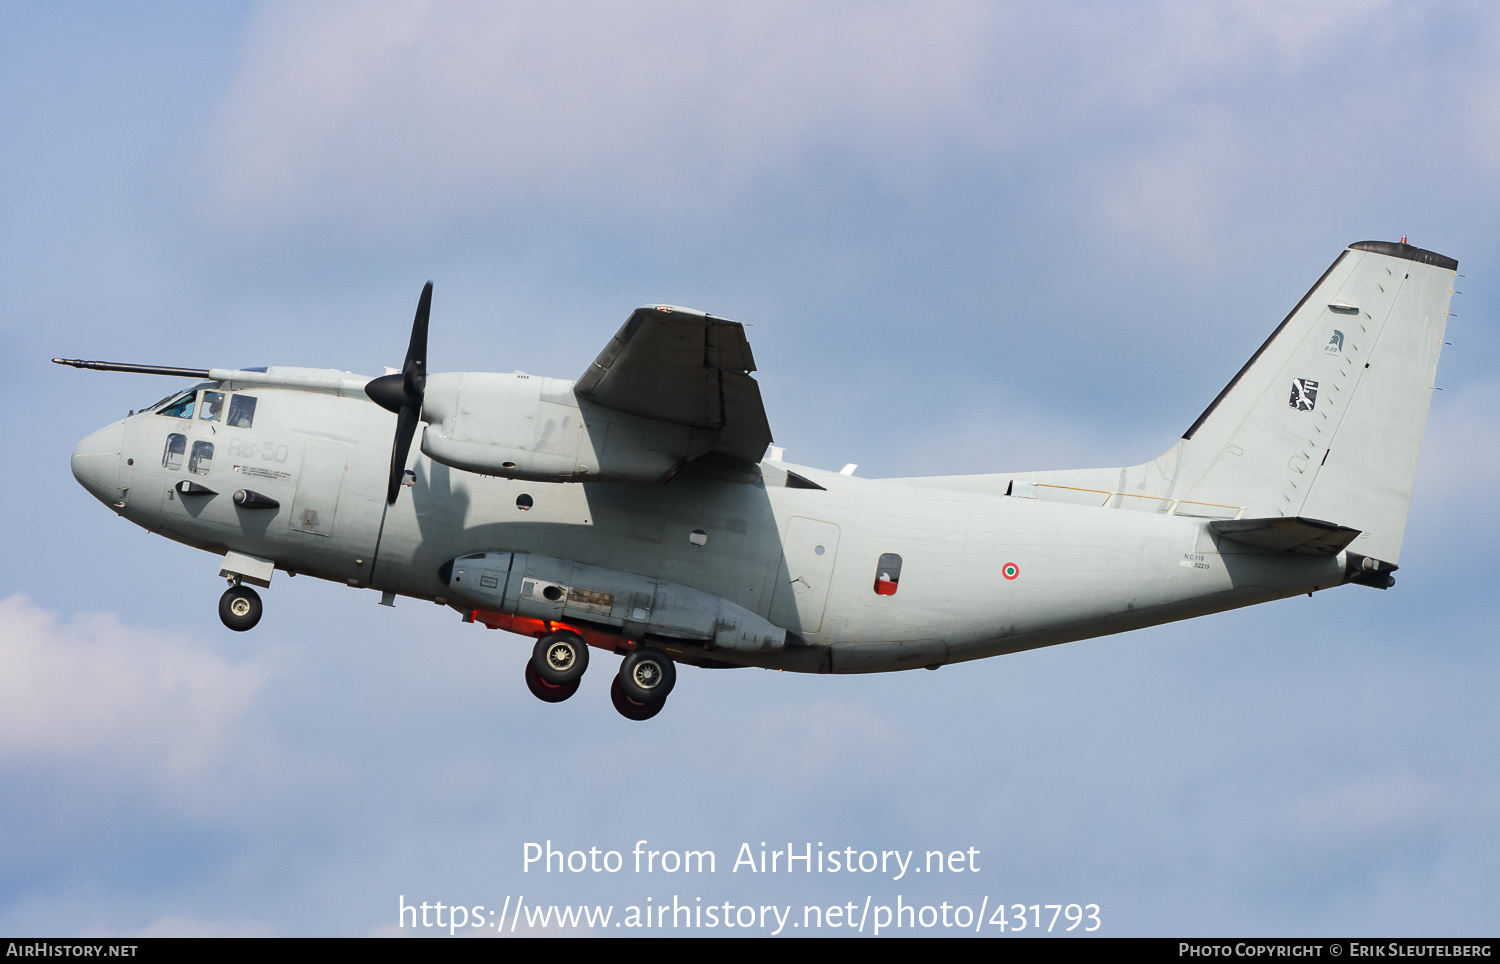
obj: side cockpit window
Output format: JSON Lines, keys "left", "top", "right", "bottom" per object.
{"left": 189, "top": 440, "right": 214, "bottom": 476}
{"left": 158, "top": 393, "right": 195, "bottom": 419}
{"left": 162, "top": 433, "right": 186, "bottom": 470}
{"left": 874, "top": 553, "right": 902, "bottom": 596}
{"left": 199, "top": 391, "right": 224, "bottom": 422}
{"left": 227, "top": 394, "right": 257, "bottom": 428}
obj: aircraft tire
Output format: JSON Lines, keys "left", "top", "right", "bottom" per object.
{"left": 533, "top": 631, "right": 589, "bottom": 685}
{"left": 610, "top": 676, "right": 665, "bottom": 721}
{"left": 617, "top": 646, "right": 676, "bottom": 704}
{"left": 526, "top": 661, "right": 580, "bottom": 703}
{"left": 218, "top": 585, "right": 263, "bottom": 632}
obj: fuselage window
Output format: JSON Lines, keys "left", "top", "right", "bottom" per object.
{"left": 199, "top": 391, "right": 224, "bottom": 422}
{"left": 162, "top": 433, "right": 187, "bottom": 470}
{"left": 189, "top": 440, "right": 214, "bottom": 476}
{"left": 227, "top": 394, "right": 257, "bottom": 428}
{"left": 874, "top": 553, "right": 902, "bottom": 596}
{"left": 159, "top": 393, "right": 195, "bottom": 419}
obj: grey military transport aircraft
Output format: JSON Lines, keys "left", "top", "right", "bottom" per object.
{"left": 62, "top": 240, "right": 1456, "bottom": 720}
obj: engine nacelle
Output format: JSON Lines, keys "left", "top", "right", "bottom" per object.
{"left": 419, "top": 372, "right": 714, "bottom": 483}
{"left": 444, "top": 551, "right": 788, "bottom": 652}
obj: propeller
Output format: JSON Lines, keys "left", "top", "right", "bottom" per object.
{"left": 365, "top": 282, "right": 432, "bottom": 504}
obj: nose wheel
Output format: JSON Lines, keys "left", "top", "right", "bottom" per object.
{"left": 218, "top": 584, "right": 263, "bottom": 632}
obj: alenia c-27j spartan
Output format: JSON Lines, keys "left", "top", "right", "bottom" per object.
{"left": 62, "top": 239, "right": 1456, "bottom": 720}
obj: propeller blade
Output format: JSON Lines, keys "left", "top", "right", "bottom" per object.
{"left": 368, "top": 281, "right": 435, "bottom": 504}
{"left": 403, "top": 281, "right": 431, "bottom": 398}
{"left": 387, "top": 405, "right": 420, "bottom": 504}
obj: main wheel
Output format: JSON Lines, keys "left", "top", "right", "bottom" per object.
{"left": 533, "top": 631, "right": 589, "bottom": 685}
{"left": 218, "top": 585, "right": 262, "bottom": 632}
{"left": 526, "top": 661, "right": 580, "bottom": 703}
{"left": 617, "top": 646, "right": 676, "bottom": 704}
{"left": 610, "top": 676, "right": 665, "bottom": 721}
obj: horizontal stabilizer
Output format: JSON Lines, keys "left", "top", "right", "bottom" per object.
{"left": 1211, "top": 517, "right": 1360, "bottom": 554}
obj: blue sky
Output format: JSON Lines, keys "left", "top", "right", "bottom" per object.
{"left": 2, "top": 1, "right": 1497, "bottom": 936}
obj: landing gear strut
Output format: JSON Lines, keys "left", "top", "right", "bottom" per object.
{"left": 610, "top": 646, "right": 675, "bottom": 721}
{"left": 218, "top": 584, "right": 262, "bottom": 632}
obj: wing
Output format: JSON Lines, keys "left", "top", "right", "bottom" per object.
{"left": 575, "top": 305, "right": 773, "bottom": 463}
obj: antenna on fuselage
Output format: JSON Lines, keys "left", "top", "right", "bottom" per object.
{"left": 52, "top": 358, "right": 212, "bottom": 378}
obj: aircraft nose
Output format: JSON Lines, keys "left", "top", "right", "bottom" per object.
{"left": 71, "top": 422, "right": 125, "bottom": 505}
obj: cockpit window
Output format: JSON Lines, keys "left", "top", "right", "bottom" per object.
{"left": 158, "top": 393, "right": 195, "bottom": 419}
{"left": 227, "top": 394, "right": 257, "bottom": 429}
{"left": 189, "top": 440, "right": 214, "bottom": 476}
{"left": 143, "top": 391, "right": 179, "bottom": 413}
{"left": 162, "top": 433, "right": 186, "bottom": 470}
{"left": 199, "top": 391, "right": 224, "bottom": 422}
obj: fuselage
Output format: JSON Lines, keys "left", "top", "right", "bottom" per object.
{"left": 71, "top": 374, "right": 1345, "bottom": 673}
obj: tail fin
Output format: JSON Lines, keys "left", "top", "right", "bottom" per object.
{"left": 1174, "top": 240, "right": 1456, "bottom": 564}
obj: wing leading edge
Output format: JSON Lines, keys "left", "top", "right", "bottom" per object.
{"left": 575, "top": 305, "right": 773, "bottom": 463}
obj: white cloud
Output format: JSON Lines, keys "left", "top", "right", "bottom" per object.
{"left": 1095, "top": 113, "right": 1241, "bottom": 264}
{"left": 199, "top": 0, "right": 999, "bottom": 237}
{"left": 0, "top": 595, "right": 270, "bottom": 774}
{"left": 1089, "top": 0, "right": 1392, "bottom": 103}
{"left": 195, "top": 1, "right": 1399, "bottom": 244}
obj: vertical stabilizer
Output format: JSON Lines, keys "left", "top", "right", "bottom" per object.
{"left": 1175, "top": 241, "right": 1456, "bottom": 563}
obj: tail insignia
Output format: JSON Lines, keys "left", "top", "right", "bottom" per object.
{"left": 1289, "top": 378, "right": 1319, "bottom": 411}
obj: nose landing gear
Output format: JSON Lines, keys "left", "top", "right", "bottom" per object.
{"left": 218, "top": 584, "right": 263, "bottom": 632}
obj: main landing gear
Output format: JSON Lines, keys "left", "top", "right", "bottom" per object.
{"left": 610, "top": 677, "right": 664, "bottom": 721}
{"left": 219, "top": 583, "right": 263, "bottom": 632}
{"left": 608, "top": 646, "right": 676, "bottom": 721}
{"left": 525, "top": 662, "right": 579, "bottom": 703}
{"left": 524, "top": 631, "right": 588, "bottom": 702}
{"left": 521, "top": 633, "right": 677, "bottom": 720}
